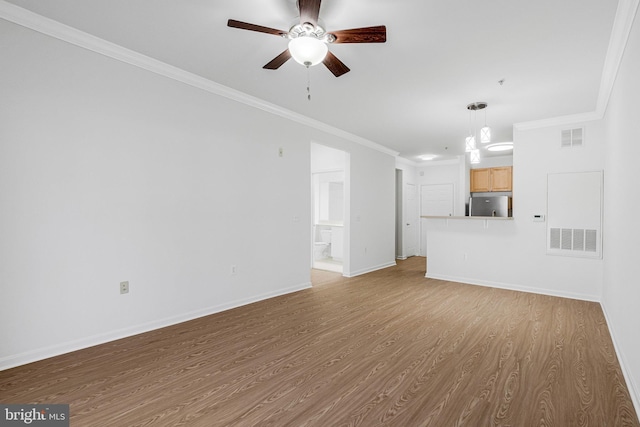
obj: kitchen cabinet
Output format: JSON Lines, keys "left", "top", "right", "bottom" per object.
{"left": 470, "top": 166, "right": 512, "bottom": 192}
{"left": 470, "top": 168, "right": 491, "bottom": 192}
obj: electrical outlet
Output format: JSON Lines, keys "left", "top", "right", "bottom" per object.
{"left": 230, "top": 265, "right": 237, "bottom": 275}
{"left": 120, "top": 281, "right": 129, "bottom": 294}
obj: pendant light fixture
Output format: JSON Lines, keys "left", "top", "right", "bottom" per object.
{"left": 465, "top": 102, "right": 487, "bottom": 163}
{"left": 469, "top": 149, "right": 481, "bottom": 164}
{"left": 480, "top": 106, "right": 491, "bottom": 143}
{"left": 465, "top": 106, "right": 476, "bottom": 153}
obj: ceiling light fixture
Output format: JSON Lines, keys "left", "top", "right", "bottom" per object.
{"left": 419, "top": 154, "right": 437, "bottom": 161}
{"left": 486, "top": 142, "right": 514, "bottom": 152}
{"left": 288, "top": 36, "right": 328, "bottom": 67}
{"left": 287, "top": 23, "right": 331, "bottom": 67}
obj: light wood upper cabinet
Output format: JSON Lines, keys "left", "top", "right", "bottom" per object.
{"left": 490, "top": 167, "right": 513, "bottom": 192}
{"left": 470, "top": 166, "right": 512, "bottom": 192}
{"left": 470, "top": 168, "right": 491, "bottom": 192}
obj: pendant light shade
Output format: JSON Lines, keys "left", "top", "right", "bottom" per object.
{"left": 480, "top": 107, "right": 491, "bottom": 143}
{"left": 470, "top": 149, "right": 481, "bottom": 164}
{"left": 288, "top": 36, "right": 328, "bottom": 67}
{"left": 465, "top": 135, "right": 476, "bottom": 152}
{"left": 480, "top": 125, "right": 491, "bottom": 143}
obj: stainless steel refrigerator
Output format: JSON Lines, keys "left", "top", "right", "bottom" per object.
{"left": 469, "top": 196, "right": 512, "bottom": 217}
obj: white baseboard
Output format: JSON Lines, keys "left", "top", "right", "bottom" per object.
{"left": 425, "top": 272, "right": 600, "bottom": 302}
{"left": 345, "top": 261, "right": 397, "bottom": 278}
{"left": 600, "top": 303, "right": 640, "bottom": 419}
{"left": 0, "top": 282, "right": 311, "bottom": 371}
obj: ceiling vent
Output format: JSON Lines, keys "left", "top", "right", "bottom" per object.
{"left": 561, "top": 128, "right": 584, "bottom": 148}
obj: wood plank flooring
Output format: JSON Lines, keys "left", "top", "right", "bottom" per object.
{"left": 1, "top": 257, "right": 638, "bottom": 426}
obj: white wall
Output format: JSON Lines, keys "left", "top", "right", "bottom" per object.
{"left": 470, "top": 154, "right": 513, "bottom": 169}
{"left": 343, "top": 141, "right": 396, "bottom": 276}
{"left": 426, "top": 119, "right": 606, "bottom": 301}
{"left": 0, "top": 19, "right": 396, "bottom": 368}
{"left": 311, "top": 143, "right": 346, "bottom": 172}
{"left": 418, "top": 158, "right": 466, "bottom": 216}
{"left": 601, "top": 2, "right": 640, "bottom": 410}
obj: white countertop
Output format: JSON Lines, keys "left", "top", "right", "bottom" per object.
{"left": 421, "top": 216, "right": 513, "bottom": 220}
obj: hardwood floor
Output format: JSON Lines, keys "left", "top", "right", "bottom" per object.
{"left": 1, "top": 257, "right": 638, "bottom": 426}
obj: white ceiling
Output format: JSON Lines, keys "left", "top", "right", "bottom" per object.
{"left": 4, "top": 0, "right": 619, "bottom": 161}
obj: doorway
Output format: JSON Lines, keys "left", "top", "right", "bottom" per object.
{"left": 311, "top": 143, "right": 349, "bottom": 274}
{"left": 395, "top": 170, "right": 418, "bottom": 260}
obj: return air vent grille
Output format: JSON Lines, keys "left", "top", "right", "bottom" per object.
{"left": 549, "top": 228, "right": 598, "bottom": 252}
{"left": 547, "top": 171, "right": 602, "bottom": 259}
{"left": 561, "top": 128, "right": 584, "bottom": 148}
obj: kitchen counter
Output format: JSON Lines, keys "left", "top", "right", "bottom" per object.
{"left": 421, "top": 216, "right": 513, "bottom": 220}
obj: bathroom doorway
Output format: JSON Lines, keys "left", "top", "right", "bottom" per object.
{"left": 311, "top": 143, "right": 348, "bottom": 274}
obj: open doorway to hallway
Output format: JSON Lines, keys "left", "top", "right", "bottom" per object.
{"left": 311, "top": 143, "right": 349, "bottom": 274}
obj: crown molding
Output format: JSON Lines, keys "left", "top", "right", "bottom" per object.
{"left": 395, "top": 156, "right": 418, "bottom": 167}
{"left": 515, "top": 0, "right": 639, "bottom": 132}
{"left": 0, "top": 1, "right": 398, "bottom": 158}
{"left": 513, "top": 111, "right": 602, "bottom": 131}
{"left": 596, "top": 0, "right": 640, "bottom": 117}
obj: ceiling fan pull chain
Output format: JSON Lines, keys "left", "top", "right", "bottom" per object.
{"left": 306, "top": 65, "right": 312, "bottom": 101}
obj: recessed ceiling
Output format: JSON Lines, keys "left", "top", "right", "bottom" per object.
{"left": 4, "top": 0, "right": 618, "bottom": 162}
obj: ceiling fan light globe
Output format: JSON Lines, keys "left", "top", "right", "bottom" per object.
{"left": 289, "top": 36, "right": 328, "bottom": 67}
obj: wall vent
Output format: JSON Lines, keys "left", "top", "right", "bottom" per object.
{"left": 585, "top": 229, "right": 597, "bottom": 252}
{"left": 561, "top": 128, "right": 584, "bottom": 148}
{"left": 549, "top": 228, "right": 598, "bottom": 253}
{"left": 547, "top": 171, "right": 602, "bottom": 259}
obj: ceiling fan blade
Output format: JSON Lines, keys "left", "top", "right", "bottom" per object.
{"left": 227, "top": 19, "right": 287, "bottom": 37}
{"left": 263, "top": 50, "right": 292, "bottom": 70}
{"left": 330, "top": 26, "right": 387, "bottom": 43}
{"left": 323, "top": 51, "right": 350, "bottom": 77}
{"left": 298, "top": 0, "right": 321, "bottom": 27}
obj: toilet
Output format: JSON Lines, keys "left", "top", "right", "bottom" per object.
{"left": 313, "top": 229, "right": 332, "bottom": 260}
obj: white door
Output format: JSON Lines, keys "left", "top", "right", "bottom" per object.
{"left": 420, "top": 184, "right": 454, "bottom": 255}
{"left": 405, "top": 183, "right": 418, "bottom": 257}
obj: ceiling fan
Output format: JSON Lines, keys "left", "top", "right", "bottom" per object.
{"left": 227, "top": 0, "right": 386, "bottom": 77}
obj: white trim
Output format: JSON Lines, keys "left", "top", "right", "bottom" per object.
{"left": 395, "top": 156, "right": 419, "bottom": 167}
{"left": 600, "top": 303, "right": 640, "bottom": 417}
{"left": 397, "top": 157, "right": 462, "bottom": 168}
{"left": 425, "top": 272, "right": 601, "bottom": 302}
{"left": 423, "top": 158, "right": 462, "bottom": 166}
{"left": 344, "top": 261, "right": 397, "bottom": 278}
{"left": 514, "top": 0, "right": 640, "bottom": 131}
{"left": 0, "top": 282, "right": 311, "bottom": 371}
{"left": 596, "top": 0, "right": 640, "bottom": 117}
{"left": 514, "top": 111, "right": 601, "bottom": 131}
{"left": 0, "top": 1, "right": 398, "bottom": 158}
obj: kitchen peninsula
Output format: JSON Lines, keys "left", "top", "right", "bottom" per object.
{"left": 420, "top": 214, "right": 518, "bottom": 292}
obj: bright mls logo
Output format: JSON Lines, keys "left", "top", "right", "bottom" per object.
{"left": 0, "top": 404, "right": 69, "bottom": 426}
